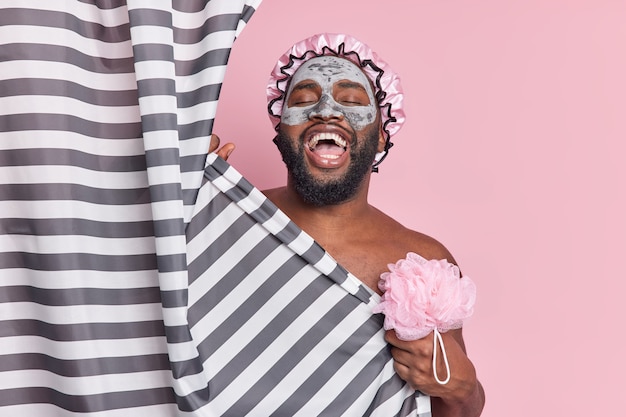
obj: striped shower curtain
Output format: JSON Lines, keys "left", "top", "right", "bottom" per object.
{"left": 0, "top": 1, "right": 430, "bottom": 415}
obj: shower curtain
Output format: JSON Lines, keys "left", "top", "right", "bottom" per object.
{"left": 0, "top": 1, "right": 429, "bottom": 415}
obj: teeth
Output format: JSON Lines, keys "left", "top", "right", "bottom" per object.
{"left": 308, "top": 132, "right": 347, "bottom": 150}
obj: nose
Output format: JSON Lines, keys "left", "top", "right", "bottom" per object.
{"left": 308, "top": 95, "right": 344, "bottom": 121}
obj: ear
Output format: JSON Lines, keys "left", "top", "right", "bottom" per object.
{"left": 376, "top": 124, "right": 386, "bottom": 153}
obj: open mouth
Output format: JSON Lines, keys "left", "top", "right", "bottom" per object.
{"left": 306, "top": 132, "right": 347, "bottom": 160}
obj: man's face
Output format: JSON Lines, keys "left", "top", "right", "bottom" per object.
{"left": 276, "top": 56, "right": 384, "bottom": 206}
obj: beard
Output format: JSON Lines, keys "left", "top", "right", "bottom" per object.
{"left": 274, "top": 125, "right": 380, "bottom": 206}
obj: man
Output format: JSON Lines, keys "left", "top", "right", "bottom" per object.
{"left": 212, "top": 33, "right": 485, "bottom": 416}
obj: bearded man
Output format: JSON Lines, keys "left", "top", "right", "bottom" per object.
{"left": 212, "top": 33, "right": 485, "bottom": 416}
{"left": 267, "top": 33, "right": 484, "bottom": 417}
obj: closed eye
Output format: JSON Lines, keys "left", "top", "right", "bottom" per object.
{"left": 293, "top": 98, "right": 318, "bottom": 106}
{"left": 287, "top": 81, "right": 321, "bottom": 107}
{"left": 334, "top": 81, "right": 370, "bottom": 106}
{"left": 340, "top": 100, "right": 366, "bottom": 106}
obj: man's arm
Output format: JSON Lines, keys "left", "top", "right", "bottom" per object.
{"left": 385, "top": 328, "right": 485, "bottom": 417}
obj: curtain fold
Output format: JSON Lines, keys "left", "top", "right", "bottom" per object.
{"left": 1, "top": 2, "right": 260, "bottom": 415}
{"left": 0, "top": 1, "right": 430, "bottom": 415}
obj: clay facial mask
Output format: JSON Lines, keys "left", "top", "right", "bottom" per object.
{"left": 281, "top": 56, "right": 377, "bottom": 131}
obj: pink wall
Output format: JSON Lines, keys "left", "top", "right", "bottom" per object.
{"left": 214, "top": 1, "right": 626, "bottom": 415}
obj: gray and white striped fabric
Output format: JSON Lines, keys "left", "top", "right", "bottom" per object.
{"left": 0, "top": 1, "right": 431, "bottom": 415}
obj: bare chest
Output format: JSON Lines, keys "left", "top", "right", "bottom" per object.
{"left": 321, "top": 240, "right": 408, "bottom": 295}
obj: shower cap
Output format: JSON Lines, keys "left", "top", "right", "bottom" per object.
{"left": 266, "top": 33, "right": 405, "bottom": 171}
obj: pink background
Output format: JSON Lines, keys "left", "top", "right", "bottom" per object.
{"left": 214, "top": 0, "right": 626, "bottom": 415}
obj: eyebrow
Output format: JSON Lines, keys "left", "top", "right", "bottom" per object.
{"left": 335, "top": 80, "right": 368, "bottom": 92}
{"left": 291, "top": 81, "right": 319, "bottom": 92}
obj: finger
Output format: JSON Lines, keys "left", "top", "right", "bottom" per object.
{"left": 208, "top": 134, "right": 221, "bottom": 153}
{"left": 216, "top": 143, "right": 235, "bottom": 161}
{"left": 388, "top": 345, "right": 410, "bottom": 366}
{"left": 392, "top": 359, "right": 411, "bottom": 380}
{"left": 391, "top": 357, "right": 427, "bottom": 392}
{"left": 384, "top": 329, "right": 409, "bottom": 348}
{"left": 389, "top": 345, "right": 432, "bottom": 374}
{"left": 385, "top": 329, "right": 432, "bottom": 352}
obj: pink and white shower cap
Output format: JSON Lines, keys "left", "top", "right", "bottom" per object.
{"left": 266, "top": 33, "right": 405, "bottom": 170}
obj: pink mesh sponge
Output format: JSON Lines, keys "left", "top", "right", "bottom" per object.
{"left": 373, "top": 252, "right": 477, "bottom": 384}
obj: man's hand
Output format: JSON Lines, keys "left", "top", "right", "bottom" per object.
{"left": 385, "top": 329, "right": 485, "bottom": 416}
{"left": 208, "top": 133, "right": 235, "bottom": 161}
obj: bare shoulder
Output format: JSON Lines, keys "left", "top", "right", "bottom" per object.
{"left": 337, "top": 206, "right": 460, "bottom": 292}
{"left": 372, "top": 207, "right": 457, "bottom": 265}
{"left": 262, "top": 187, "right": 282, "bottom": 199}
